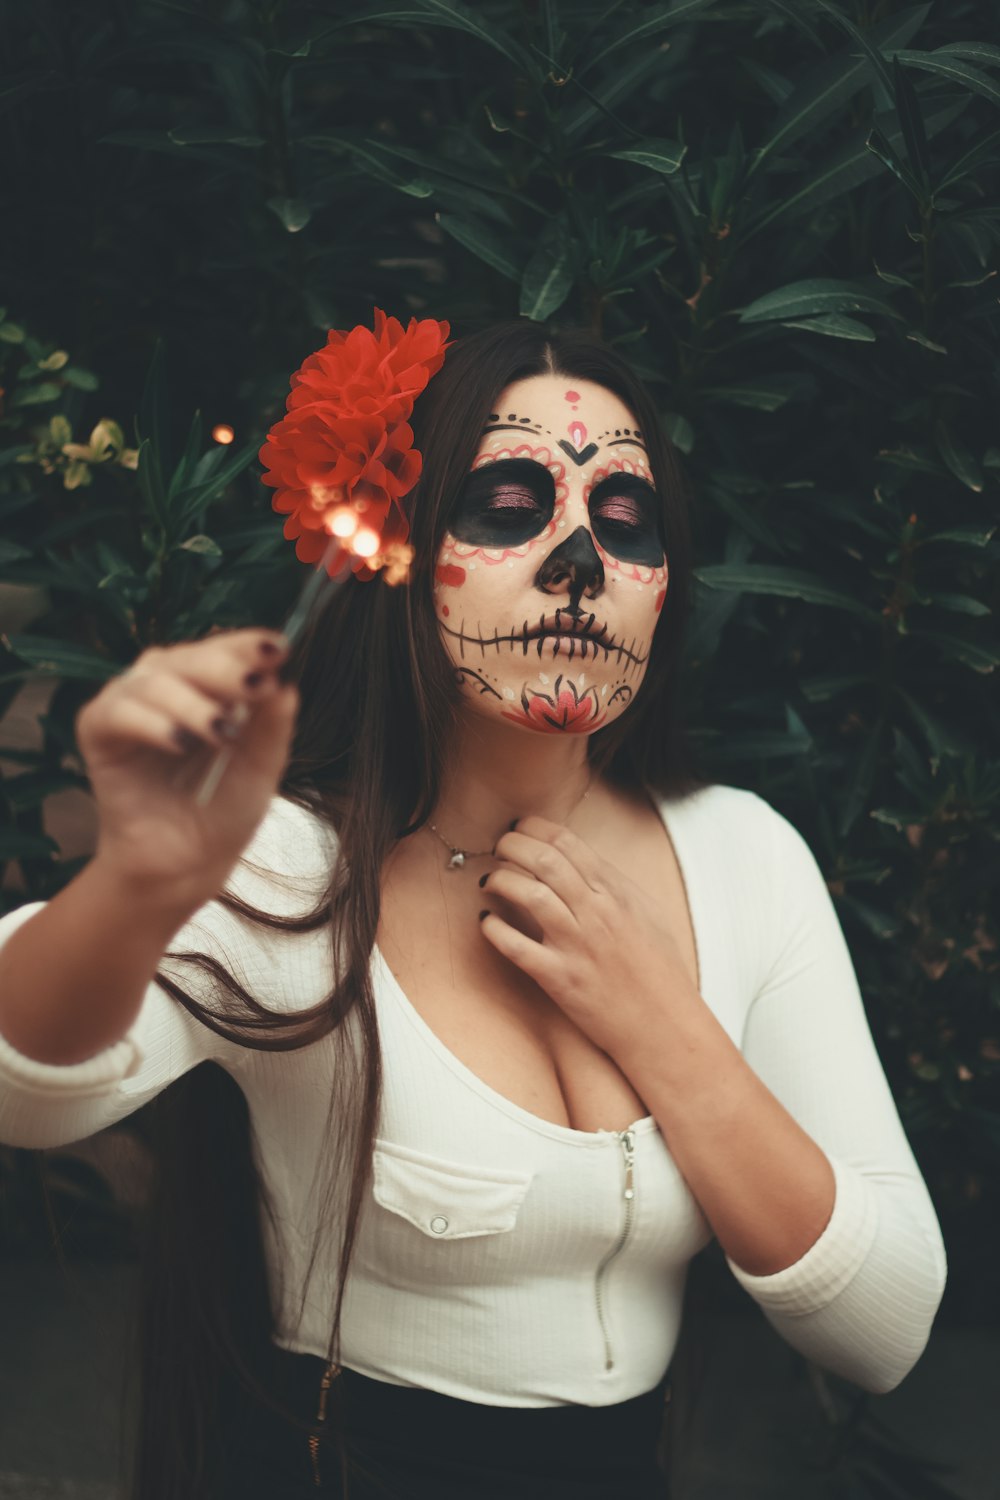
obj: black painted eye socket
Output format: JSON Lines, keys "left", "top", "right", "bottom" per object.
{"left": 588, "top": 474, "right": 665, "bottom": 565}
{"left": 449, "top": 458, "right": 555, "bottom": 547}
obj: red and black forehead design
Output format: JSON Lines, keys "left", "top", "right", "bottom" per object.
{"left": 482, "top": 411, "right": 645, "bottom": 468}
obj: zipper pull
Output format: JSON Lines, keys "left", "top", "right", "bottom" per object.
{"left": 620, "top": 1128, "right": 635, "bottom": 1201}
{"left": 309, "top": 1360, "right": 341, "bottom": 1487}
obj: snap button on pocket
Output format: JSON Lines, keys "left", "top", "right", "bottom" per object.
{"left": 373, "top": 1140, "right": 534, "bottom": 1241}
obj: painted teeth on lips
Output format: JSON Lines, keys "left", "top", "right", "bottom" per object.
{"left": 524, "top": 612, "right": 610, "bottom": 642}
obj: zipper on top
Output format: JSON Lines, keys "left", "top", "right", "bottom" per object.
{"left": 593, "top": 1127, "right": 636, "bottom": 1373}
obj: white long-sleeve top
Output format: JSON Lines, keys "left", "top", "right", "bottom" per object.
{"left": 0, "top": 782, "right": 946, "bottom": 1403}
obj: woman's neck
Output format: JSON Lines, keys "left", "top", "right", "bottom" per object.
{"left": 430, "top": 713, "right": 594, "bottom": 852}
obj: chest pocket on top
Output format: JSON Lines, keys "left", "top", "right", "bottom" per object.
{"left": 373, "top": 1138, "right": 534, "bottom": 1241}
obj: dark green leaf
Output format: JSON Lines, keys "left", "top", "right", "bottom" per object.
{"left": 813, "top": 0, "right": 894, "bottom": 99}
{"left": 740, "top": 278, "right": 903, "bottom": 323}
{"left": 663, "top": 412, "right": 694, "bottom": 453}
{"left": 138, "top": 339, "right": 170, "bottom": 489}
{"left": 9, "top": 382, "right": 61, "bottom": 407}
{"left": 937, "top": 127, "right": 1000, "bottom": 193}
{"left": 838, "top": 720, "right": 883, "bottom": 838}
{"left": 866, "top": 123, "right": 926, "bottom": 198}
{"left": 605, "top": 138, "right": 686, "bottom": 175}
{"left": 321, "top": 3, "right": 532, "bottom": 73}
{"left": 136, "top": 438, "right": 166, "bottom": 528}
{"left": 895, "top": 50, "right": 1000, "bottom": 109}
{"left": 61, "top": 366, "right": 99, "bottom": 391}
{"left": 172, "top": 442, "right": 259, "bottom": 525}
{"left": 519, "top": 244, "right": 574, "bottom": 321}
{"left": 906, "top": 330, "right": 948, "bottom": 353}
{"left": 740, "top": 57, "right": 794, "bottom": 106}
{"left": 167, "top": 124, "right": 265, "bottom": 147}
{"left": 873, "top": 262, "right": 915, "bottom": 288}
{"left": 906, "top": 628, "right": 998, "bottom": 673}
{"left": 0, "top": 540, "right": 31, "bottom": 565}
{"left": 800, "top": 672, "right": 873, "bottom": 702}
{"left": 436, "top": 213, "right": 521, "bottom": 281}
{"left": 891, "top": 54, "right": 931, "bottom": 187}
{"left": 919, "top": 593, "right": 991, "bottom": 618}
{"left": 839, "top": 893, "right": 903, "bottom": 940}
{"left": 1, "top": 634, "right": 117, "bottom": 681}
{"left": 919, "top": 525, "right": 996, "bottom": 547}
{"left": 693, "top": 563, "right": 877, "bottom": 618}
{"left": 746, "top": 95, "right": 969, "bottom": 237}
{"left": 265, "top": 197, "right": 312, "bottom": 233}
{"left": 168, "top": 410, "right": 204, "bottom": 503}
{"left": 703, "top": 729, "right": 814, "bottom": 763}
{"left": 933, "top": 421, "right": 984, "bottom": 491}
{"left": 932, "top": 41, "right": 1000, "bottom": 67}
{"left": 752, "top": 5, "right": 931, "bottom": 172}
{"left": 584, "top": 0, "right": 719, "bottom": 71}
{"left": 701, "top": 373, "right": 813, "bottom": 411}
{"left": 779, "top": 313, "right": 876, "bottom": 341}
{"left": 0, "top": 829, "right": 60, "bottom": 859}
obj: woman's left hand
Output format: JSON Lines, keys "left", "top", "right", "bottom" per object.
{"left": 479, "top": 814, "right": 700, "bottom": 1063}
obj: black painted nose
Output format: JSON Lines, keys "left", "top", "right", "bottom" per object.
{"left": 533, "top": 525, "right": 605, "bottom": 612}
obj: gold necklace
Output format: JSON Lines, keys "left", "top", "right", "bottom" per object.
{"left": 426, "top": 772, "right": 593, "bottom": 870}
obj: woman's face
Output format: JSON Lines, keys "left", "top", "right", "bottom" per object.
{"left": 434, "top": 373, "right": 668, "bottom": 736}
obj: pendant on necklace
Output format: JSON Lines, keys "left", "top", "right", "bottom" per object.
{"left": 448, "top": 851, "right": 466, "bottom": 870}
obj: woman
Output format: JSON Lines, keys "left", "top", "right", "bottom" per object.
{"left": 0, "top": 318, "right": 946, "bottom": 1500}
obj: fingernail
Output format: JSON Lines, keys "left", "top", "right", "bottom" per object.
{"left": 509, "top": 818, "right": 519, "bottom": 831}
{"left": 478, "top": 909, "right": 489, "bottom": 921}
{"left": 173, "top": 726, "right": 199, "bottom": 752}
{"left": 244, "top": 670, "right": 263, "bottom": 687}
{"left": 212, "top": 715, "right": 239, "bottom": 740}
{"left": 478, "top": 873, "right": 488, "bottom": 888}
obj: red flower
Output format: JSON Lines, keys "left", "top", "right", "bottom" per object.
{"left": 501, "top": 676, "right": 607, "bottom": 735}
{"left": 259, "top": 308, "right": 450, "bottom": 578}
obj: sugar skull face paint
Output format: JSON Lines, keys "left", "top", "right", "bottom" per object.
{"left": 435, "top": 373, "right": 669, "bottom": 736}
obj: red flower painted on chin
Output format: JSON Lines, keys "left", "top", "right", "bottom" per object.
{"left": 501, "top": 675, "right": 607, "bottom": 734}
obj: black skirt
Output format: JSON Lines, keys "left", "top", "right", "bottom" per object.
{"left": 211, "top": 1345, "right": 671, "bottom": 1500}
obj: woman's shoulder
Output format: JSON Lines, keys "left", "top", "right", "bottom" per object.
{"left": 658, "top": 778, "right": 795, "bottom": 840}
{"left": 655, "top": 779, "right": 816, "bottom": 889}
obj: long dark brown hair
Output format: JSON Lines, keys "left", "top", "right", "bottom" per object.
{"left": 125, "top": 317, "right": 711, "bottom": 1498}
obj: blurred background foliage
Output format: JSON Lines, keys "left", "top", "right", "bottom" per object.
{"left": 0, "top": 0, "right": 998, "bottom": 1489}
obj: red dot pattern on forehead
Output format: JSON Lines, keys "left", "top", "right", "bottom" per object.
{"left": 565, "top": 389, "right": 580, "bottom": 411}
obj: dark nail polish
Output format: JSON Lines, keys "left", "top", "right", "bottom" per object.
{"left": 478, "top": 873, "right": 488, "bottom": 888}
{"left": 173, "top": 726, "right": 198, "bottom": 752}
{"left": 509, "top": 818, "right": 519, "bottom": 830}
{"left": 478, "top": 909, "right": 489, "bottom": 921}
{"left": 258, "top": 641, "right": 280, "bottom": 656}
{"left": 244, "top": 670, "right": 263, "bottom": 687}
{"left": 212, "top": 715, "right": 236, "bottom": 738}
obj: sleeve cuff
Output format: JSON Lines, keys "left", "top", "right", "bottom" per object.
{"left": 0, "top": 1024, "right": 144, "bottom": 1098}
{"left": 724, "top": 1155, "right": 879, "bottom": 1317}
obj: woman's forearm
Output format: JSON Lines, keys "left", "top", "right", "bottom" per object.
{"left": 616, "top": 993, "right": 837, "bottom": 1276}
{"left": 0, "top": 859, "right": 198, "bottom": 1066}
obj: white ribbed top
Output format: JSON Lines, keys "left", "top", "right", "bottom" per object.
{"left": 0, "top": 783, "right": 946, "bottom": 1402}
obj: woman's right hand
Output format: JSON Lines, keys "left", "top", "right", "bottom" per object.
{"left": 75, "top": 628, "right": 300, "bottom": 910}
